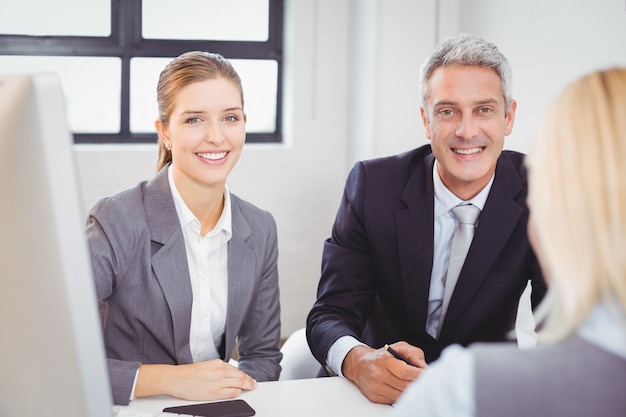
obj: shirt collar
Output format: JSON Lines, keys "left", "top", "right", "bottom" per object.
{"left": 433, "top": 159, "right": 494, "bottom": 218}
{"left": 167, "top": 165, "right": 232, "bottom": 239}
{"left": 577, "top": 301, "right": 626, "bottom": 359}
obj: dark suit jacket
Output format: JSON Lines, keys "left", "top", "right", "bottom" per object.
{"left": 86, "top": 166, "right": 282, "bottom": 405}
{"left": 306, "top": 145, "right": 547, "bottom": 367}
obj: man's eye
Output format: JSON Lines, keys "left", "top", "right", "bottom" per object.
{"left": 438, "top": 109, "right": 454, "bottom": 117}
{"left": 479, "top": 107, "right": 493, "bottom": 113}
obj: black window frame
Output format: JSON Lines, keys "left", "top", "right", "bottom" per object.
{"left": 0, "top": 0, "right": 284, "bottom": 144}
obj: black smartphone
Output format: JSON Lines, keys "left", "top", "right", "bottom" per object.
{"left": 163, "top": 399, "right": 255, "bottom": 417}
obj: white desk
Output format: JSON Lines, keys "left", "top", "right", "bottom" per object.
{"left": 126, "top": 377, "right": 392, "bottom": 417}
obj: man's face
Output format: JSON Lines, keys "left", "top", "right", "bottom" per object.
{"left": 421, "top": 65, "right": 516, "bottom": 200}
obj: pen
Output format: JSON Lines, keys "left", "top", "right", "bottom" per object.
{"left": 383, "top": 344, "right": 419, "bottom": 367}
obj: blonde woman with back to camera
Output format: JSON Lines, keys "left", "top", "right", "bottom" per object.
{"left": 391, "top": 67, "right": 626, "bottom": 416}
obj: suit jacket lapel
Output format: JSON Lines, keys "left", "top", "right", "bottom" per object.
{"left": 439, "top": 155, "right": 524, "bottom": 337}
{"left": 223, "top": 196, "right": 256, "bottom": 361}
{"left": 396, "top": 153, "right": 436, "bottom": 335}
{"left": 144, "top": 167, "right": 194, "bottom": 363}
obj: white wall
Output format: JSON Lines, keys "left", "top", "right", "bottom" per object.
{"left": 445, "top": 0, "right": 626, "bottom": 153}
{"left": 75, "top": 0, "right": 626, "bottom": 339}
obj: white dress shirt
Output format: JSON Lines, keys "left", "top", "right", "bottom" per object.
{"left": 390, "top": 302, "right": 626, "bottom": 417}
{"left": 168, "top": 166, "right": 231, "bottom": 362}
{"left": 426, "top": 160, "right": 492, "bottom": 337}
{"left": 325, "top": 160, "right": 494, "bottom": 375}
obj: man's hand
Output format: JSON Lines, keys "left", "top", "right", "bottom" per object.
{"left": 342, "top": 341, "right": 427, "bottom": 404}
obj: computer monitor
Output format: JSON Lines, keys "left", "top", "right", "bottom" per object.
{"left": 0, "top": 73, "right": 113, "bottom": 416}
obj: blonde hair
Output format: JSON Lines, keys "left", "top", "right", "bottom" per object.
{"left": 154, "top": 51, "right": 243, "bottom": 171}
{"left": 527, "top": 67, "right": 626, "bottom": 342}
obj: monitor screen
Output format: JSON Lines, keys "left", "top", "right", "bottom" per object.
{"left": 0, "top": 73, "right": 113, "bottom": 416}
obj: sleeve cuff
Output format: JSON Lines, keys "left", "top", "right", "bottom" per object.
{"left": 325, "top": 335, "right": 367, "bottom": 378}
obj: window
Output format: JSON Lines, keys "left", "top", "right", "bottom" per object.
{"left": 0, "top": 0, "right": 284, "bottom": 144}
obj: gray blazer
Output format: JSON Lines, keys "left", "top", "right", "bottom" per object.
{"left": 474, "top": 336, "right": 626, "bottom": 416}
{"left": 86, "top": 167, "right": 282, "bottom": 405}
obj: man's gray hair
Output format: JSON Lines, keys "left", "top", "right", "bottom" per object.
{"left": 419, "top": 33, "right": 513, "bottom": 114}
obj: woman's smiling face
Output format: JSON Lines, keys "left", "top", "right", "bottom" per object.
{"left": 158, "top": 77, "right": 246, "bottom": 190}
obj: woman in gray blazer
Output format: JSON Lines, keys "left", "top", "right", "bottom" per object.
{"left": 390, "top": 68, "right": 626, "bottom": 416}
{"left": 86, "top": 51, "right": 282, "bottom": 406}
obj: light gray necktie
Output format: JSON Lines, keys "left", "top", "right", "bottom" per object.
{"left": 437, "top": 204, "right": 481, "bottom": 337}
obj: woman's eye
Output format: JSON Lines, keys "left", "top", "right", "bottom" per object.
{"left": 186, "top": 116, "right": 200, "bottom": 124}
{"left": 224, "top": 115, "right": 237, "bottom": 122}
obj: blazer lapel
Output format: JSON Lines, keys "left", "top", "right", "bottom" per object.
{"left": 223, "top": 196, "right": 256, "bottom": 361}
{"left": 396, "top": 153, "right": 436, "bottom": 335}
{"left": 144, "top": 167, "right": 194, "bottom": 363}
{"left": 439, "top": 156, "right": 524, "bottom": 337}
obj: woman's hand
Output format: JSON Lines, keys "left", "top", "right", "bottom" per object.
{"left": 135, "top": 359, "right": 257, "bottom": 401}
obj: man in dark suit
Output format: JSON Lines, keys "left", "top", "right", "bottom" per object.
{"left": 306, "top": 33, "right": 547, "bottom": 405}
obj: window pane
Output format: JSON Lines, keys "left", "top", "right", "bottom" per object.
{"left": 0, "top": 56, "right": 120, "bottom": 133}
{"left": 130, "top": 58, "right": 169, "bottom": 133}
{"left": 130, "top": 58, "right": 277, "bottom": 134}
{"left": 142, "top": 0, "right": 269, "bottom": 41}
{"left": 0, "top": 0, "right": 110, "bottom": 36}
{"left": 236, "top": 59, "right": 278, "bottom": 133}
